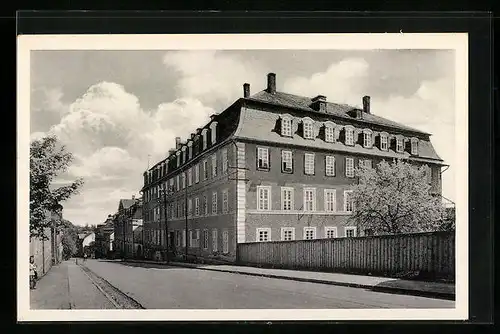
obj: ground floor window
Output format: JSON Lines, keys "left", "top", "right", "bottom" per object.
{"left": 222, "top": 230, "right": 229, "bottom": 253}
{"left": 304, "top": 227, "right": 316, "bottom": 240}
{"left": 325, "top": 226, "right": 337, "bottom": 239}
{"left": 256, "top": 228, "right": 271, "bottom": 242}
{"left": 203, "top": 230, "right": 209, "bottom": 249}
{"left": 212, "top": 229, "right": 218, "bottom": 252}
{"left": 281, "top": 227, "right": 295, "bottom": 241}
{"left": 345, "top": 226, "right": 357, "bottom": 238}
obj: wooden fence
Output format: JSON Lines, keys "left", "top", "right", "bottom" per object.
{"left": 237, "top": 231, "right": 455, "bottom": 280}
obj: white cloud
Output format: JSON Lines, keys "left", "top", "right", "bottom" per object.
{"left": 282, "top": 59, "right": 455, "bottom": 202}
{"left": 163, "top": 50, "right": 266, "bottom": 106}
{"left": 36, "top": 81, "right": 215, "bottom": 225}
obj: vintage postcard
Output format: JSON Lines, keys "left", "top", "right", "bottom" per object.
{"left": 17, "top": 33, "right": 468, "bottom": 321}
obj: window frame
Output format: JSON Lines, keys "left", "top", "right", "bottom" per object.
{"left": 222, "top": 230, "right": 229, "bottom": 254}
{"left": 345, "top": 126, "right": 354, "bottom": 146}
{"left": 411, "top": 138, "right": 419, "bottom": 155}
{"left": 304, "top": 153, "right": 315, "bottom": 175}
{"left": 380, "top": 133, "right": 389, "bottom": 151}
{"left": 303, "top": 227, "right": 317, "bottom": 240}
{"left": 257, "top": 186, "right": 272, "bottom": 211}
{"left": 203, "top": 229, "right": 209, "bottom": 250}
{"left": 345, "top": 157, "right": 355, "bottom": 178}
{"left": 324, "top": 226, "right": 338, "bottom": 239}
{"left": 222, "top": 189, "right": 229, "bottom": 214}
{"left": 303, "top": 119, "right": 314, "bottom": 139}
{"left": 256, "top": 228, "right": 271, "bottom": 242}
{"left": 303, "top": 187, "right": 317, "bottom": 212}
{"left": 325, "top": 155, "right": 336, "bottom": 176}
{"left": 211, "top": 154, "right": 217, "bottom": 177}
{"left": 324, "top": 189, "right": 337, "bottom": 212}
{"left": 257, "top": 147, "right": 270, "bottom": 170}
{"left": 212, "top": 191, "right": 218, "bottom": 214}
{"left": 203, "top": 194, "right": 208, "bottom": 215}
{"left": 344, "top": 190, "right": 354, "bottom": 212}
{"left": 203, "top": 160, "right": 209, "bottom": 180}
{"left": 222, "top": 148, "right": 228, "bottom": 173}
{"left": 212, "top": 229, "right": 218, "bottom": 252}
{"left": 363, "top": 130, "right": 373, "bottom": 148}
{"left": 345, "top": 226, "right": 357, "bottom": 238}
{"left": 281, "top": 187, "right": 294, "bottom": 211}
{"left": 280, "top": 227, "right": 295, "bottom": 241}
{"left": 396, "top": 137, "right": 404, "bottom": 153}
{"left": 325, "top": 125, "right": 335, "bottom": 143}
{"left": 194, "top": 164, "right": 200, "bottom": 183}
{"left": 194, "top": 197, "right": 200, "bottom": 216}
{"left": 281, "top": 117, "right": 292, "bottom": 137}
{"left": 281, "top": 150, "right": 293, "bottom": 173}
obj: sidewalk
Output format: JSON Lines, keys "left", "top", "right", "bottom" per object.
{"left": 30, "top": 261, "right": 71, "bottom": 309}
{"left": 123, "top": 259, "right": 455, "bottom": 300}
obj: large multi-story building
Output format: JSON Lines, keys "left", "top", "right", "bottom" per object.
{"left": 141, "top": 73, "right": 445, "bottom": 262}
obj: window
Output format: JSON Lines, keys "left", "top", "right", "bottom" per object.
{"left": 203, "top": 195, "right": 208, "bottom": 215}
{"left": 411, "top": 139, "right": 419, "bottom": 155}
{"left": 344, "top": 190, "right": 354, "bottom": 212}
{"left": 281, "top": 227, "right": 295, "bottom": 241}
{"left": 325, "top": 227, "right": 337, "bottom": 239}
{"left": 222, "top": 148, "right": 228, "bottom": 173}
{"left": 210, "top": 122, "right": 217, "bottom": 144}
{"left": 304, "top": 153, "right": 315, "bottom": 175}
{"left": 182, "top": 229, "right": 186, "bottom": 247}
{"left": 175, "top": 230, "right": 180, "bottom": 247}
{"left": 222, "top": 190, "right": 229, "bottom": 213}
{"left": 281, "top": 117, "right": 292, "bottom": 137}
{"left": 281, "top": 150, "right": 293, "bottom": 173}
{"left": 211, "top": 154, "right": 217, "bottom": 177}
{"left": 257, "top": 147, "right": 269, "bottom": 170}
{"left": 256, "top": 228, "right": 271, "bottom": 242}
{"left": 324, "top": 189, "right": 336, "bottom": 212}
{"left": 195, "top": 164, "right": 200, "bottom": 183}
{"left": 194, "top": 197, "right": 200, "bottom": 216}
{"left": 212, "top": 229, "right": 218, "bottom": 252}
{"left": 304, "top": 227, "right": 316, "bottom": 240}
{"left": 257, "top": 186, "right": 271, "bottom": 211}
{"left": 345, "top": 127, "right": 354, "bottom": 146}
{"left": 303, "top": 120, "right": 314, "bottom": 139}
{"left": 222, "top": 230, "right": 229, "bottom": 253}
{"left": 176, "top": 175, "right": 180, "bottom": 191}
{"left": 303, "top": 188, "right": 316, "bottom": 211}
{"left": 363, "top": 159, "right": 372, "bottom": 169}
{"left": 169, "top": 178, "right": 174, "bottom": 192}
{"left": 203, "top": 230, "right": 209, "bottom": 250}
{"left": 187, "top": 198, "right": 192, "bottom": 216}
{"left": 187, "top": 168, "right": 192, "bottom": 186}
{"left": 203, "top": 160, "right": 209, "bottom": 180}
{"left": 177, "top": 153, "right": 180, "bottom": 167}
{"left": 325, "top": 156, "right": 336, "bottom": 176}
{"left": 212, "top": 192, "right": 218, "bottom": 214}
{"left": 325, "top": 125, "right": 334, "bottom": 143}
{"left": 345, "top": 226, "right": 357, "bottom": 237}
{"left": 363, "top": 131, "right": 372, "bottom": 148}
{"left": 195, "top": 230, "right": 201, "bottom": 248}
{"left": 181, "top": 172, "right": 186, "bottom": 189}
{"left": 345, "top": 157, "right": 354, "bottom": 178}
{"left": 202, "top": 130, "right": 208, "bottom": 150}
{"left": 188, "top": 144, "right": 193, "bottom": 160}
{"left": 281, "top": 187, "right": 294, "bottom": 211}
{"left": 396, "top": 138, "right": 404, "bottom": 153}
{"left": 380, "top": 134, "right": 388, "bottom": 151}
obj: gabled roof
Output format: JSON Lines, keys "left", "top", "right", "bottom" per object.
{"left": 247, "top": 90, "right": 429, "bottom": 136}
{"left": 119, "top": 199, "right": 136, "bottom": 210}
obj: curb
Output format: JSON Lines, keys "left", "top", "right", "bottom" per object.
{"left": 119, "top": 259, "right": 455, "bottom": 301}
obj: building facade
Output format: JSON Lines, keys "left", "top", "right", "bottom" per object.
{"left": 141, "top": 73, "right": 445, "bottom": 262}
{"left": 94, "top": 216, "right": 114, "bottom": 259}
{"left": 113, "top": 197, "right": 143, "bottom": 258}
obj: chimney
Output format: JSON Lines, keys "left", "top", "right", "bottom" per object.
{"left": 267, "top": 73, "right": 276, "bottom": 94}
{"left": 363, "top": 95, "right": 371, "bottom": 114}
{"left": 311, "top": 95, "right": 327, "bottom": 112}
{"left": 210, "top": 113, "right": 218, "bottom": 120}
{"left": 168, "top": 149, "right": 176, "bottom": 156}
{"left": 243, "top": 83, "right": 250, "bottom": 98}
{"left": 175, "top": 137, "right": 181, "bottom": 149}
{"left": 191, "top": 133, "right": 196, "bottom": 140}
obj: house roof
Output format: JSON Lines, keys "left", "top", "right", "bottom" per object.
{"left": 233, "top": 106, "right": 444, "bottom": 163}
{"left": 247, "top": 90, "right": 430, "bottom": 136}
{"left": 119, "top": 199, "right": 136, "bottom": 210}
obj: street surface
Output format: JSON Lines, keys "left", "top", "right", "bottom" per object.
{"left": 78, "top": 259, "right": 454, "bottom": 309}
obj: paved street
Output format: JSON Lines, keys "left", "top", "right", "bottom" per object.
{"left": 79, "top": 259, "right": 454, "bottom": 309}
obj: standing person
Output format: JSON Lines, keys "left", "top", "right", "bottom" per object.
{"left": 83, "top": 253, "right": 87, "bottom": 262}
{"left": 29, "top": 256, "right": 37, "bottom": 290}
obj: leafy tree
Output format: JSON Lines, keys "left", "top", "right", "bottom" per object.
{"left": 348, "top": 159, "right": 447, "bottom": 235}
{"left": 30, "top": 135, "right": 84, "bottom": 239}
{"left": 62, "top": 228, "right": 78, "bottom": 260}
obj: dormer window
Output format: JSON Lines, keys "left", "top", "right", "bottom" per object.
{"left": 345, "top": 126, "right": 354, "bottom": 146}
{"left": 324, "top": 122, "right": 335, "bottom": 143}
{"left": 182, "top": 146, "right": 187, "bottom": 164}
{"left": 380, "top": 133, "right": 388, "bottom": 151}
{"left": 281, "top": 116, "right": 292, "bottom": 137}
{"left": 303, "top": 118, "right": 314, "bottom": 139}
{"left": 396, "top": 137, "right": 404, "bottom": 153}
{"left": 210, "top": 121, "right": 218, "bottom": 145}
{"left": 176, "top": 151, "right": 181, "bottom": 167}
{"left": 202, "top": 129, "right": 208, "bottom": 150}
{"left": 188, "top": 141, "right": 193, "bottom": 160}
{"left": 411, "top": 138, "right": 419, "bottom": 155}
{"left": 363, "top": 129, "right": 373, "bottom": 148}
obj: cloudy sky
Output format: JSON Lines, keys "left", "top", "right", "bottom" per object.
{"left": 30, "top": 49, "right": 455, "bottom": 226}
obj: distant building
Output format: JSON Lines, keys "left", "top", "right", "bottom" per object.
{"left": 113, "top": 196, "right": 143, "bottom": 258}
{"left": 94, "top": 215, "right": 114, "bottom": 259}
{"left": 142, "top": 73, "right": 445, "bottom": 262}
